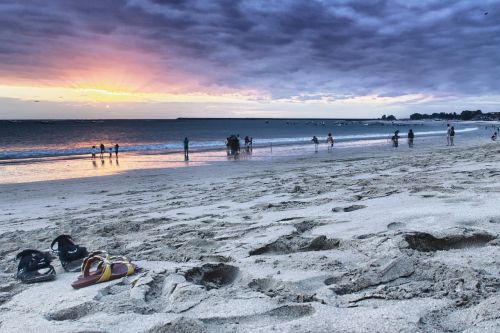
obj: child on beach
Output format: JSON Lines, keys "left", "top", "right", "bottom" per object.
{"left": 450, "top": 126, "right": 455, "bottom": 146}
{"left": 99, "top": 143, "right": 105, "bottom": 159}
{"left": 109, "top": 147, "right": 113, "bottom": 158}
{"left": 91, "top": 146, "right": 97, "bottom": 159}
{"left": 491, "top": 132, "right": 497, "bottom": 141}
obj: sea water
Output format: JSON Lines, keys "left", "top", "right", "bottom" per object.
{"left": 0, "top": 119, "right": 490, "bottom": 159}
{"left": 0, "top": 119, "right": 496, "bottom": 183}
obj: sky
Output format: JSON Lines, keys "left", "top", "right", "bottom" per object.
{"left": 1, "top": 0, "right": 499, "bottom": 119}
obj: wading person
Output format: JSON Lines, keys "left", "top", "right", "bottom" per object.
{"left": 450, "top": 126, "right": 455, "bottom": 146}
{"left": 391, "top": 130, "right": 400, "bottom": 148}
{"left": 326, "top": 133, "right": 334, "bottom": 152}
{"left": 99, "top": 143, "right": 105, "bottom": 159}
{"left": 408, "top": 129, "right": 414, "bottom": 148}
{"left": 183, "top": 137, "right": 189, "bottom": 160}
{"left": 312, "top": 136, "right": 319, "bottom": 152}
{"left": 446, "top": 124, "right": 451, "bottom": 146}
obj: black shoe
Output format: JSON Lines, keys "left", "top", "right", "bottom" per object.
{"left": 51, "top": 235, "right": 89, "bottom": 272}
{"left": 16, "top": 249, "right": 56, "bottom": 284}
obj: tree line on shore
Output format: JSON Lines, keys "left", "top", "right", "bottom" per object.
{"left": 409, "top": 110, "right": 483, "bottom": 120}
{"left": 379, "top": 110, "right": 500, "bottom": 121}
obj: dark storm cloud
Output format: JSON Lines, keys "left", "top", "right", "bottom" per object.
{"left": 1, "top": 0, "right": 500, "bottom": 98}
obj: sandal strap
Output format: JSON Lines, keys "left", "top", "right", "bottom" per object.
{"left": 80, "top": 251, "right": 108, "bottom": 273}
{"left": 16, "top": 249, "right": 52, "bottom": 272}
{"left": 51, "top": 235, "right": 88, "bottom": 262}
{"left": 82, "top": 255, "right": 112, "bottom": 282}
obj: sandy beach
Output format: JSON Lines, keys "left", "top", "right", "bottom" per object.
{"left": 0, "top": 142, "right": 499, "bottom": 332}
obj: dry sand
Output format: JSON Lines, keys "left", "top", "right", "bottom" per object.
{"left": 0, "top": 143, "right": 499, "bottom": 332}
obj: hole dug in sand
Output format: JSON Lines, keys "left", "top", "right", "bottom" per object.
{"left": 185, "top": 263, "right": 240, "bottom": 290}
{"left": 249, "top": 234, "right": 339, "bottom": 256}
{"left": 404, "top": 231, "right": 496, "bottom": 252}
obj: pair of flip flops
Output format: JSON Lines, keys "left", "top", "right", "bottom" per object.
{"left": 16, "top": 235, "right": 135, "bottom": 288}
{"left": 16, "top": 235, "right": 88, "bottom": 284}
{"left": 71, "top": 251, "right": 135, "bottom": 289}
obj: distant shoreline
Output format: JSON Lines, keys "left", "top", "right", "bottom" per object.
{"left": 1, "top": 118, "right": 499, "bottom": 122}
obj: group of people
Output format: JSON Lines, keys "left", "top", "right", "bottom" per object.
{"left": 91, "top": 143, "right": 119, "bottom": 159}
{"left": 92, "top": 123, "right": 498, "bottom": 162}
{"left": 224, "top": 134, "right": 253, "bottom": 156}
{"left": 311, "top": 133, "right": 335, "bottom": 153}
{"left": 391, "top": 129, "right": 417, "bottom": 148}
{"left": 391, "top": 124, "right": 457, "bottom": 148}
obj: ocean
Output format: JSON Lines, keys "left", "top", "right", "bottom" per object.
{"left": 0, "top": 119, "right": 488, "bottom": 160}
{"left": 0, "top": 118, "right": 496, "bottom": 184}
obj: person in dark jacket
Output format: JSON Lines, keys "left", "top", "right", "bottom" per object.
{"left": 408, "top": 129, "right": 414, "bottom": 148}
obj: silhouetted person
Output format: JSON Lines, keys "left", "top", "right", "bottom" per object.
{"left": 115, "top": 144, "right": 119, "bottom": 158}
{"left": 183, "top": 137, "right": 189, "bottom": 160}
{"left": 391, "top": 130, "right": 400, "bottom": 148}
{"left": 450, "top": 126, "right": 455, "bottom": 146}
{"left": 312, "top": 136, "right": 319, "bottom": 152}
{"left": 491, "top": 132, "right": 497, "bottom": 141}
{"left": 109, "top": 147, "right": 113, "bottom": 158}
{"left": 408, "top": 129, "right": 414, "bottom": 148}
{"left": 446, "top": 124, "right": 451, "bottom": 146}
{"left": 99, "top": 143, "right": 105, "bottom": 159}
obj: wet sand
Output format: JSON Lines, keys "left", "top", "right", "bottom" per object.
{"left": 0, "top": 142, "right": 499, "bottom": 332}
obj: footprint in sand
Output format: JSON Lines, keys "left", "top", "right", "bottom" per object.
{"left": 332, "top": 205, "right": 366, "bottom": 213}
{"left": 403, "top": 230, "right": 496, "bottom": 252}
{"left": 387, "top": 222, "right": 406, "bottom": 230}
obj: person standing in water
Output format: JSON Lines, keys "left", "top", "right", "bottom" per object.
{"left": 407, "top": 129, "right": 414, "bottom": 148}
{"left": 91, "top": 146, "right": 97, "bottom": 159}
{"left": 446, "top": 124, "right": 451, "bottom": 146}
{"left": 326, "top": 133, "right": 334, "bottom": 152}
{"left": 391, "top": 130, "right": 400, "bottom": 148}
{"left": 114, "top": 144, "right": 119, "bottom": 158}
{"left": 99, "top": 143, "right": 105, "bottom": 159}
{"left": 312, "top": 136, "right": 319, "bottom": 152}
{"left": 183, "top": 137, "right": 189, "bottom": 160}
{"left": 450, "top": 126, "right": 455, "bottom": 146}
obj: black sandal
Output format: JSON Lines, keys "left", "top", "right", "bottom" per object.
{"left": 16, "top": 249, "right": 56, "bottom": 284}
{"left": 51, "top": 235, "right": 89, "bottom": 272}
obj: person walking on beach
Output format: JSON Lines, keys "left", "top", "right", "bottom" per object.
{"left": 450, "top": 126, "right": 455, "bottom": 146}
{"left": 408, "top": 129, "right": 414, "bottom": 148}
{"left": 183, "top": 137, "right": 189, "bottom": 160}
{"left": 312, "top": 136, "right": 319, "bottom": 152}
{"left": 391, "top": 130, "right": 400, "bottom": 148}
{"left": 91, "top": 146, "right": 97, "bottom": 159}
{"left": 114, "top": 144, "right": 119, "bottom": 158}
{"left": 326, "top": 133, "right": 334, "bottom": 152}
{"left": 446, "top": 124, "right": 451, "bottom": 146}
{"left": 109, "top": 147, "right": 113, "bottom": 158}
{"left": 99, "top": 143, "right": 105, "bottom": 159}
